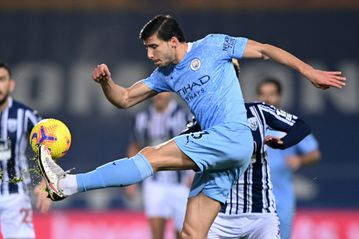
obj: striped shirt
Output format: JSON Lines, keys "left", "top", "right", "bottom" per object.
{"left": 221, "top": 102, "right": 300, "bottom": 214}
{"left": 0, "top": 98, "right": 40, "bottom": 195}
{"left": 130, "top": 100, "right": 191, "bottom": 184}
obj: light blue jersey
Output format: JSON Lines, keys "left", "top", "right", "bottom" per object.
{"left": 76, "top": 34, "right": 253, "bottom": 205}
{"left": 143, "top": 34, "right": 248, "bottom": 130}
{"left": 267, "top": 131, "right": 319, "bottom": 239}
{"left": 143, "top": 34, "right": 253, "bottom": 203}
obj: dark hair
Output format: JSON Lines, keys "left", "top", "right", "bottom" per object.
{"left": 139, "top": 15, "right": 186, "bottom": 42}
{"left": 256, "top": 78, "right": 282, "bottom": 96}
{"left": 0, "top": 62, "right": 12, "bottom": 78}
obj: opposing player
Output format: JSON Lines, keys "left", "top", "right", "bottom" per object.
{"left": 0, "top": 62, "right": 51, "bottom": 239}
{"left": 126, "top": 92, "right": 192, "bottom": 239}
{"left": 37, "top": 15, "right": 345, "bottom": 238}
{"left": 185, "top": 100, "right": 312, "bottom": 238}
{"left": 257, "top": 79, "right": 321, "bottom": 239}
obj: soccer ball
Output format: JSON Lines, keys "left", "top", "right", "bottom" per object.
{"left": 29, "top": 118, "right": 71, "bottom": 160}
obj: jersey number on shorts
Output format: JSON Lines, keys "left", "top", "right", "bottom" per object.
{"left": 20, "top": 208, "right": 32, "bottom": 224}
{"left": 186, "top": 131, "right": 209, "bottom": 144}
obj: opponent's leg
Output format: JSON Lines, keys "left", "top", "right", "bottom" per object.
{"left": 148, "top": 217, "right": 167, "bottom": 239}
{"left": 180, "top": 193, "right": 221, "bottom": 239}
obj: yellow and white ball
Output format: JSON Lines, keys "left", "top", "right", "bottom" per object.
{"left": 30, "top": 118, "right": 71, "bottom": 160}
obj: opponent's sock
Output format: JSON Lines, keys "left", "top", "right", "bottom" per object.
{"left": 72, "top": 153, "right": 153, "bottom": 194}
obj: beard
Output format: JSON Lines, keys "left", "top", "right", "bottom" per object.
{"left": 0, "top": 92, "right": 10, "bottom": 108}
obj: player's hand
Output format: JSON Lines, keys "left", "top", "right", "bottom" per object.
{"left": 34, "top": 181, "right": 52, "bottom": 213}
{"left": 286, "top": 155, "right": 302, "bottom": 171}
{"left": 124, "top": 184, "right": 139, "bottom": 199}
{"left": 264, "top": 136, "right": 285, "bottom": 149}
{"left": 92, "top": 63, "right": 112, "bottom": 83}
{"left": 306, "top": 69, "right": 346, "bottom": 89}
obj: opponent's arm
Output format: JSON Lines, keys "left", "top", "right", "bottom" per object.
{"left": 92, "top": 64, "right": 156, "bottom": 109}
{"left": 242, "top": 40, "right": 346, "bottom": 89}
{"left": 260, "top": 104, "right": 311, "bottom": 149}
{"left": 286, "top": 150, "right": 321, "bottom": 171}
{"left": 265, "top": 119, "right": 311, "bottom": 149}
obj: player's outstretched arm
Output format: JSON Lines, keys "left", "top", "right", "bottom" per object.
{"left": 92, "top": 64, "right": 156, "bottom": 109}
{"left": 242, "top": 40, "right": 346, "bottom": 89}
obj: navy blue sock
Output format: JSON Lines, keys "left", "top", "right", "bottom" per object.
{"left": 76, "top": 153, "right": 153, "bottom": 192}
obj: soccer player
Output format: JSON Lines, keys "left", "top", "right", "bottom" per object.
{"left": 126, "top": 92, "right": 192, "bottom": 239}
{"left": 0, "top": 62, "right": 51, "bottom": 239}
{"left": 257, "top": 79, "right": 321, "bottom": 239}
{"left": 185, "top": 100, "right": 312, "bottom": 239}
{"left": 37, "top": 15, "right": 345, "bottom": 238}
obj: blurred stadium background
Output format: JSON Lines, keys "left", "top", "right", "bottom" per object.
{"left": 1, "top": 0, "right": 358, "bottom": 238}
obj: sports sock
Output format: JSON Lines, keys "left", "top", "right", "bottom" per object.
{"left": 59, "top": 174, "right": 78, "bottom": 196}
{"left": 71, "top": 153, "right": 153, "bottom": 194}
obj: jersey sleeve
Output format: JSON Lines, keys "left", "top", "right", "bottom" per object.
{"left": 296, "top": 134, "right": 319, "bottom": 154}
{"left": 142, "top": 68, "right": 171, "bottom": 93}
{"left": 26, "top": 109, "right": 41, "bottom": 134}
{"left": 206, "top": 34, "right": 248, "bottom": 59}
{"left": 258, "top": 103, "right": 312, "bottom": 149}
{"left": 258, "top": 103, "right": 298, "bottom": 132}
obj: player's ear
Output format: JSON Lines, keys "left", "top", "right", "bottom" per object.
{"left": 170, "top": 36, "right": 178, "bottom": 48}
{"left": 9, "top": 79, "right": 15, "bottom": 93}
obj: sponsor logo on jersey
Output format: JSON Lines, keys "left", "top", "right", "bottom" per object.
{"left": 222, "top": 36, "right": 236, "bottom": 52}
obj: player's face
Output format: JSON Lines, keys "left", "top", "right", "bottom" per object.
{"left": 0, "top": 68, "right": 14, "bottom": 107}
{"left": 257, "top": 83, "right": 281, "bottom": 107}
{"left": 144, "top": 34, "right": 176, "bottom": 67}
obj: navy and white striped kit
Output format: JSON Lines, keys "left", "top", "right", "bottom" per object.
{"left": 0, "top": 98, "right": 39, "bottom": 195}
{"left": 221, "top": 102, "right": 297, "bottom": 214}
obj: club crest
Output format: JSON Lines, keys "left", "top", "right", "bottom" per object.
{"left": 247, "top": 117, "right": 258, "bottom": 131}
{"left": 190, "top": 58, "right": 201, "bottom": 71}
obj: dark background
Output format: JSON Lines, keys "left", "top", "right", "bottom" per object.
{"left": 1, "top": 1, "right": 358, "bottom": 209}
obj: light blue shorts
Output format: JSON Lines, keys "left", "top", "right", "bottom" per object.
{"left": 174, "top": 123, "right": 253, "bottom": 203}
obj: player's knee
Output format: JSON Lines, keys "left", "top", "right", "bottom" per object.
{"left": 139, "top": 146, "right": 156, "bottom": 156}
{"left": 139, "top": 146, "right": 159, "bottom": 170}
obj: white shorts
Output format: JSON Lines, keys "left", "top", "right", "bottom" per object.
{"left": 0, "top": 193, "right": 35, "bottom": 238}
{"left": 208, "top": 213, "right": 280, "bottom": 239}
{"left": 143, "top": 180, "right": 189, "bottom": 230}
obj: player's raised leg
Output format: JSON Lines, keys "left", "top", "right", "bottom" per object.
{"left": 37, "top": 139, "right": 197, "bottom": 200}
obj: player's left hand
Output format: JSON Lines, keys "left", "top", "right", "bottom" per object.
{"left": 307, "top": 69, "right": 346, "bottom": 89}
{"left": 34, "top": 181, "right": 52, "bottom": 213}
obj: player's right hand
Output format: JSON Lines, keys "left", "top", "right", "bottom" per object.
{"left": 92, "top": 63, "right": 112, "bottom": 83}
{"left": 34, "top": 181, "right": 52, "bottom": 213}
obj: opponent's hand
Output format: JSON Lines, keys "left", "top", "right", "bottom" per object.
{"left": 264, "top": 136, "right": 285, "bottom": 149}
{"left": 306, "top": 69, "right": 346, "bottom": 89}
{"left": 34, "top": 181, "right": 52, "bottom": 213}
{"left": 92, "top": 63, "right": 112, "bottom": 83}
